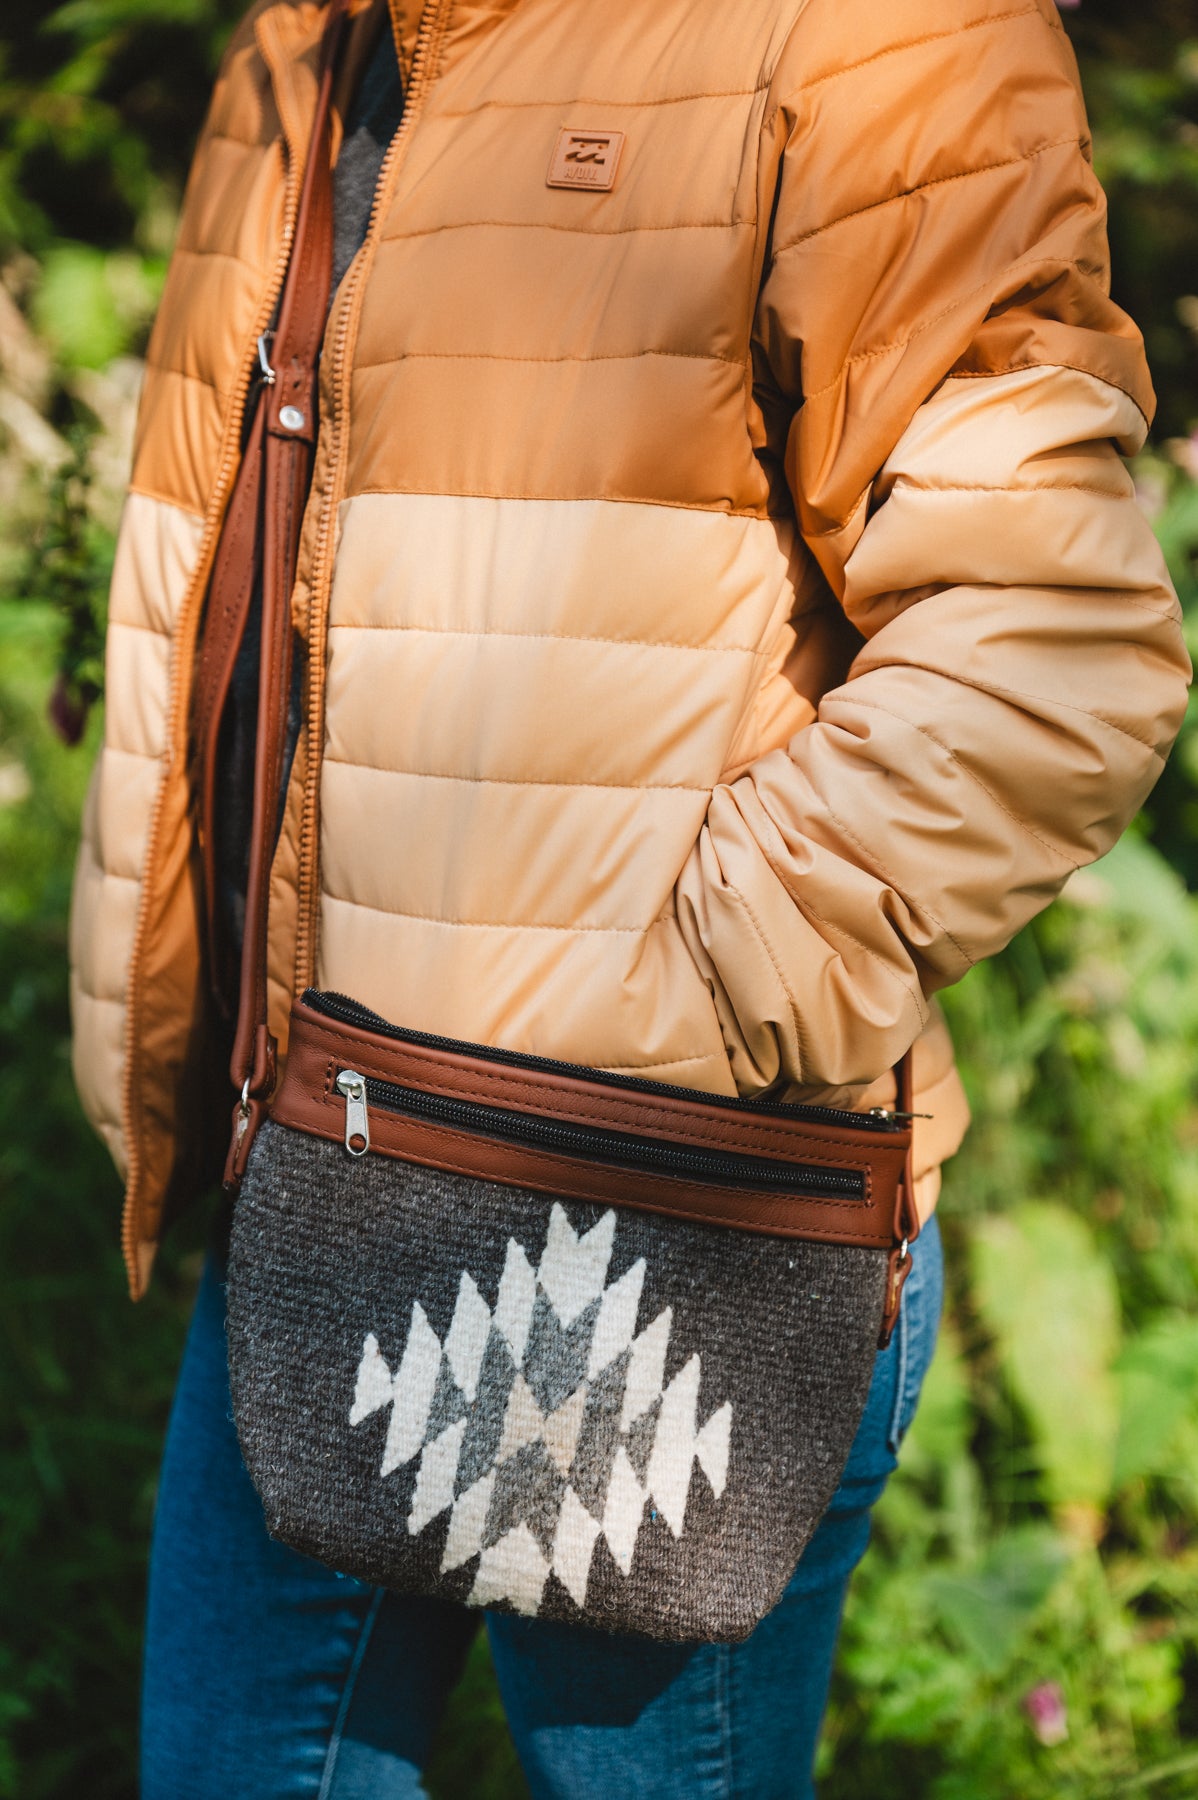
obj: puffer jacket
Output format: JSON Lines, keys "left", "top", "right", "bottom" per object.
{"left": 69, "top": 0, "right": 1190, "bottom": 1296}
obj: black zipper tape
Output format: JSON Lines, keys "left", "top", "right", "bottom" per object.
{"left": 360, "top": 1073, "right": 865, "bottom": 1199}
{"left": 301, "top": 988, "right": 901, "bottom": 1135}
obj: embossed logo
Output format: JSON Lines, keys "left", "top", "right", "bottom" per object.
{"left": 546, "top": 127, "right": 626, "bottom": 192}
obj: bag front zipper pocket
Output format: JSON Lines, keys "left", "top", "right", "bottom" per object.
{"left": 331, "top": 1068, "right": 866, "bottom": 1200}
{"left": 274, "top": 988, "right": 918, "bottom": 1254}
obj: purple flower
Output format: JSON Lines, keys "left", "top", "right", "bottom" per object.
{"left": 48, "top": 673, "right": 90, "bottom": 747}
{"left": 1024, "top": 1682, "right": 1069, "bottom": 1747}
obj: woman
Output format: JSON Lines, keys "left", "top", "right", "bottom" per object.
{"left": 69, "top": 0, "right": 1188, "bottom": 1792}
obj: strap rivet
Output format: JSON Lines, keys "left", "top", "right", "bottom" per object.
{"left": 279, "top": 405, "right": 305, "bottom": 431}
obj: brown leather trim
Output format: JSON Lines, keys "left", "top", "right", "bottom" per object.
{"left": 877, "top": 1049, "right": 921, "bottom": 1346}
{"left": 284, "top": 1001, "right": 907, "bottom": 1174}
{"left": 190, "top": 401, "right": 267, "bottom": 1013}
{"left": 269, "top": 1001, "right": 911, "bottom": 1249}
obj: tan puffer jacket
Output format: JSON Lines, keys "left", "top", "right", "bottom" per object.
{"left": 70, "top": 0, "right": 1189, "bottom": 1295}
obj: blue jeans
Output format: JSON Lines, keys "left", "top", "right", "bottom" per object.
{"left": 142, "top": 1216, "right": 942, "bottom": 1799}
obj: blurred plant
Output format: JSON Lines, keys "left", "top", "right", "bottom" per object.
{"left": 0, "top": 0, "right": 244, "bottom": 262}
{"left": 1135, "top": 457, "right": 1198, "bottom": 884}
{"left": 1065, "top": 5, "right": 1198, "bottom": 441}
{"left": 35, "top": 422, "right": 108, "bottom": 744}
{"left": 815, "top": 835, "right": 1198, "bottom": 1799}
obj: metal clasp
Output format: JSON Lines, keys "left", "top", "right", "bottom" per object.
{"left": 257, "top": 332, "right": 277, "bottom": 386}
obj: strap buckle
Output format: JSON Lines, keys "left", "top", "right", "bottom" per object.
{"left": 878, "top": 1237, "right": 913, "bottom": 1349}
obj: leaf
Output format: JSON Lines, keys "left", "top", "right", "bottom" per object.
{"left": 1113, "top": 1317, "right": 1198, "bottom": 1489}
{"left": 29, "top": 243, "right": 122, "bottom": 369}
{"left": 924, "top": 1527, "right": 1071, "bottom": 1676}
{"left": 971, "top": 1204, "right": 1121, "bottom": 1512}
{"left": 29, "top": 243, "right": 158, "bottom": 370}
{"left": 1077, "top": 835, "right": 1197, "bottom": 962}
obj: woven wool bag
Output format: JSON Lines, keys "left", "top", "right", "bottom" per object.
{"left": 224, "top": 992, "right": 916, "bottom": 1642}
{"left": 198, "top": 0, "right": 920, "bottom": 1645}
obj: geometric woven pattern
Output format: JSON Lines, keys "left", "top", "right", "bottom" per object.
{"left": 349, "top": 1204, "right": 732, "bottom": 1616}
{"left": 230, "top": 1119, "right": 892, "bottom": 1639}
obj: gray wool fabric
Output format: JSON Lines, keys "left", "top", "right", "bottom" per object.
{"left": 226, "top": 1120, "right": 888, "bottom": 1644}
{"left": 330, "top": 24, "right": 405, "bottom": 294}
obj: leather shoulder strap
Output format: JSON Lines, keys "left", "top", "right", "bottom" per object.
{"left": 192, "top": 0, "right": 351, "bottom": 1025}
{"left": 196, "top": 0, "right": 350, "bottom": 1176}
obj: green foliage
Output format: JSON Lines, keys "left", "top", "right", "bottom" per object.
{"left": 1065, "top": 3, "right": 1198, "bottom": 440}
{"left": 1137, "top": 462, "right": 1198, "bottom": 883}
{"left": 815, "top": 835, "right": 1198, "bottom": 1798}
{"left": 425, "top": 1636, "right": 531, "bottom": 1800}
{"left": 0, "top": 1, "right": 1197, "bottom": 1797}
{"left": 29, "top": 421, "right": 111, "bottom": 734}
{"left": 972, "top": 1204, "right": 1122, "bottom": 1515}
{"left": 31, "top": 241, "right": 161, "bottom": 369}
{"left": 0, "top": 597, "right": 205, "bottom": 1800}
{"left": 1113, "top": 1316, "right": 1198, "bottom": 1492}
{"left": 0, "top": 0, "right": 244, "bottom": 260}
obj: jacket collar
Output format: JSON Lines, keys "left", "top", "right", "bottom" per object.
{"left": 255, "top": 0, "right": 383, "bottom": 169}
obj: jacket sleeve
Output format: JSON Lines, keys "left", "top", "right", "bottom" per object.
{"left": 674, "top": 0, "right": 1190, "bottom": 1093}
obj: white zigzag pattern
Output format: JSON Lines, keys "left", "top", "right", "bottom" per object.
{"left": 348, "top": 1205, "right": 732, "bottom": 1616}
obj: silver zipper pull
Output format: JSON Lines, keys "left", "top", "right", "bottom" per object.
{"left": 335, "top": 1070, "right": 370, "bottom": 1156}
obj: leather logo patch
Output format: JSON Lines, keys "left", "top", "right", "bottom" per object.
{"left": 547, "top": 128, "right": 625, "bottom": 192}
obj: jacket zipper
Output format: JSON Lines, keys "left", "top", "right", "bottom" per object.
{"left": 331, "top": 1066, "right": 867, "bottom": 1198}
{"left": 293, "top": 0, "right": 454, "bottom": 994}
{"left": 305, "top": 987, "right": 906, "bottom": 1131}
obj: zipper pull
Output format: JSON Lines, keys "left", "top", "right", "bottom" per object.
{"left": 868, "top": 1106, "right": 932, "bottom": 1123}
{"left": 336, "top": 1069, "right": 370, "bottom": 1156}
